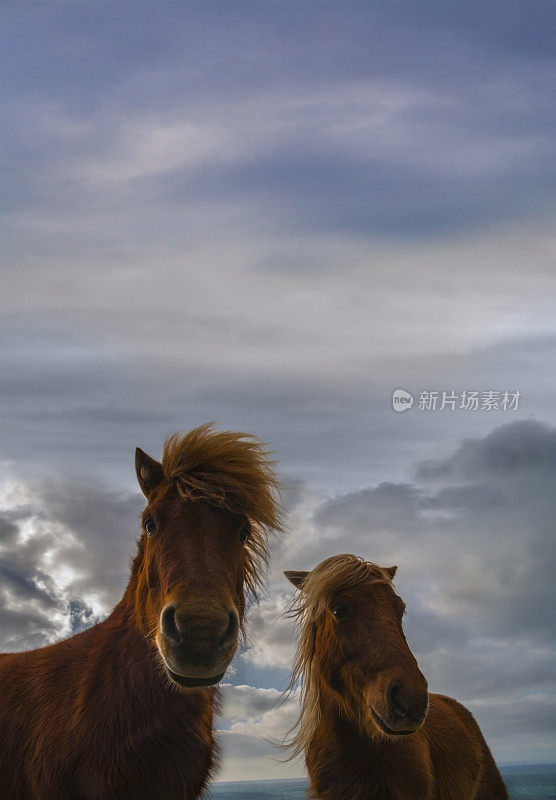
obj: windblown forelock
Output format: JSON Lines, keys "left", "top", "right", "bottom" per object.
{"left": 284, "top": 555, "right": 394, "bottom": 759}
{"left": 161, "top": 423, "right": 283, "bottom": 597}
{"left": 302, "top": 555, "right": 392, "bottom": 618}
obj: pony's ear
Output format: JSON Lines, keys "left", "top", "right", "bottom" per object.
{"left": 284, "top": 570, "right": 309, "bottom": 589}
{"left": 383, "top": 565, "right": 397, "bottom": 580}
{"left": 135, "top": 448, "right": 164, "bottom": 498}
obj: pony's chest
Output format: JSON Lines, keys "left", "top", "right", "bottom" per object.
{"left": 68, "top": 701, "right": 216, "bottom": 800}
{"left": 310, "top": 761, "right": 403, "bottom": 800}
{"left": 73, "top": 725, "right": 214, "bottom": 800}
{"left": 308, "top": 735, "right": 433, "bottom": 800}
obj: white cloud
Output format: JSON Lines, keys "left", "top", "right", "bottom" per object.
{"left": 217, "top": 684, "right": 303, "bottom": 781}
{"left": 73, "top": 119, "right": 226, "bottom": 185}
{"left": 4, "top": 222, "right": 556, "bottom": 379}
{"left": 241, "top": 595, "right": 295, "bottom": 669}
{"left": 221, "top": 683, "right": 299, "bottom": 739}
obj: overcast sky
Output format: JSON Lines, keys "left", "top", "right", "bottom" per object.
{"left": 2, "top": 0, "right": 556, "bottom": 780}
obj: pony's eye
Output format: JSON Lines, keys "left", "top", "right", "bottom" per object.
{"left": 239, "top": 523, "right": 250, "bottom": 545}
{"left": 144, "top": 517, "right": 157, "bottom": 536}
{"left": 332, "top": 603, "right": 349, "bottom": 620}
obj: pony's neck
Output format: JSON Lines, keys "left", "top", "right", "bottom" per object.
{"left": 117, "top": 543, "right": 165, "bottom": 638}
{"left": 305, "top": 683, "right": 401, "bottom": 800}
{"left": 97, "top": 585, "right": 159, "bottom": 690}
{"left": 316, "top": 675, "right": 383, "bottom": 752}
{"left": 82, "top": 551, "right": 168, "bottom": 704}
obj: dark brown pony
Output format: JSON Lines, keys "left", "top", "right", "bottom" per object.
{"left": 285, "top": 554, "right": 508, "bottom": 800}
{"left": 0, "top": 424, "right": 282, "bottom": 800}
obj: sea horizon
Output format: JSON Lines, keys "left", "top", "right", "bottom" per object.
{"left": 207, "top": 764, "right": 556, "bottom": 799}
{"left": 213, "top": 762, "right": 556, "bottom": 782}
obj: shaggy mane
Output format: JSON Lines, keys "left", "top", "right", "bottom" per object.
{"left": 161, "top": 423, "right": 283, "bottom": 596}
{"left": 285, "top": 554, "right": 395, "bottom": 759}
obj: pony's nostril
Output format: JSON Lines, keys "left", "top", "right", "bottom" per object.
{"left": 219, "top": 611, "right": 239, "bottom": 651}
{"left": 388, "top": 683, "right": 409, "bottom": 719}
{"left": 161, "top": 606, "right": 181, "bottom": 646}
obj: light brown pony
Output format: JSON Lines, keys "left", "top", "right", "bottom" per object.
{"left": 285, "top": 554, "right": 508, "bottom": 800}
{"left": 0, "top": 424, "right": 282, "bottom": 800}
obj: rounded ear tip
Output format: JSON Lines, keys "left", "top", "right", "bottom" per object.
{"left": 384, "top": 565, "right": 398, "bottom": 579}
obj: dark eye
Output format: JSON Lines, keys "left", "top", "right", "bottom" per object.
{"left": 144, "top": 517, "right": 157, "bottom": 536}
{"left": 239, "top": 523, "right": 250, "bottom": 544}
{"left": 332, "top": 603, "right": 349, "bottom": 620}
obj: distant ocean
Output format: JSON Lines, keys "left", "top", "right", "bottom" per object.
{"left": 207, "top": 765, "right": 556, "bottom": 799}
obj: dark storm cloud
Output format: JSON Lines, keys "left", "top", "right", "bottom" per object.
{"left": 416, "top": 419, "right": 556, "bottom": 480}
{"left": 0, "top": 478, "right": 142, "bottom": 651}
{"left": 422, "top": 484, "right": 505, "bottom": 512}
{"left": 32, "top": 481, "right": 143, "bottom": 603}
{"left": 0, "top": 606, "right": 62, "bottom": 652}
{"left": 0, "top": 561, "right": 59, "bottom": 608}
{"left": 314, "top": 482, "right": 421, "bottom": 531}
{"left": 0, "top": 516, "right": 20, "bottom": 546}
{"left": 310, "top": 420, "right": 556, "bottom": 643}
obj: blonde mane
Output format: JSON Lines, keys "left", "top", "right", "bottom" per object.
{"left": 161, "top": 423, "right": 283, "bottom": 596}
{"left": 286, "top": 554, "right": 394, "bottom": 758}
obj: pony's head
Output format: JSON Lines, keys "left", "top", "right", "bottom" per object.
{"left": 133, "top": 423, "right": 282, "bottom": 688}
{"left": 285, "top": 554, "right": 428, "bottom": 749}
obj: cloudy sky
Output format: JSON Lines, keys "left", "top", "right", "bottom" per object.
{"left": 2, "top": 0, "right": 556, "bottom": 781}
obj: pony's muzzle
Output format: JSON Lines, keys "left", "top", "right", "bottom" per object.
{"left": 158, "top": 604, "right": 239, "bottom": 686}
{"left": 368, "top": 674, "right": 428, "bottom": 736}
{"left": 380, "top": 679, "right": 429, "bottom": 734}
